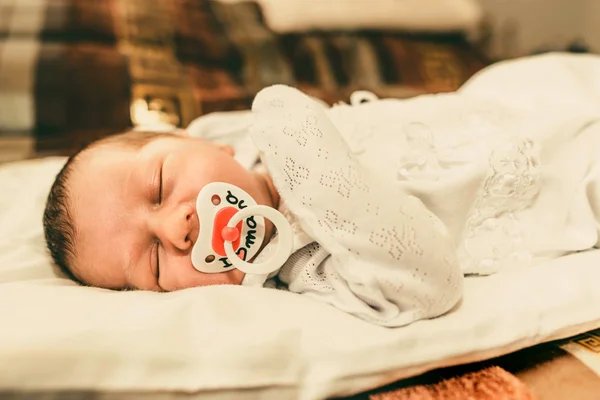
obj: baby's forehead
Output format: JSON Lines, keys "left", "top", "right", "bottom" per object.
{"left": 70, "top": 143, "right": 136, "bottom": 187}
{"left": 84, "top": 140, "right": 140, "bottom": 161}
{"left": 92, "top": 138, "right": 144, "bottom": 154}
{"left": 72, "top": 132, "right": 178, "bottom": 187}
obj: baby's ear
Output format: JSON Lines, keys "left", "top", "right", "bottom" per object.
{"left": 218, "top": 144, "right": 235, "bottom": 157}
{"left": 173, "top": 129, "right": 190, "bottom": 136}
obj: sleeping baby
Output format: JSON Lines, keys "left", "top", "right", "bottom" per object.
{"left": 43, "top": 53, "right": 600, "bottom": 327}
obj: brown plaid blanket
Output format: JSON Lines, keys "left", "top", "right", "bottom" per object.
{"left": 0, "top": 0, "right": 487, "bottom": 158}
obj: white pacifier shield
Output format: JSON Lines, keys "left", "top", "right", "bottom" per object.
{"left": 191, "top": 182, "right": 265, "bottom": 273}
{"left": 191, "top": 182, "right": 293, "bottom": 276}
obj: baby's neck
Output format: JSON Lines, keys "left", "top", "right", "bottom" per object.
{"left": 258, "top": 172, "right": 280, "bottom": 210}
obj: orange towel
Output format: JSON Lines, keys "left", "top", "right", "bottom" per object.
{"left": 370, "top": 366, "right": 537, "bottom": 400}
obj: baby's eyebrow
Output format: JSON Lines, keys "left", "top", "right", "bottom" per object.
{"left": 123, "top": 158, "right": 146, "bottom": 200}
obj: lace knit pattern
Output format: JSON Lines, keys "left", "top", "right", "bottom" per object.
{"left": 249, "top": 85, "right": 463, "bottom": 327}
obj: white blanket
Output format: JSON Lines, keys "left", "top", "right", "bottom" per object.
{"left": 2, "top": 53, "right": 600, "bottom": 400}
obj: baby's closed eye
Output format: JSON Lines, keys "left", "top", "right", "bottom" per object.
{"left": 153, "top": 163, "right": 163, "bottom": 205}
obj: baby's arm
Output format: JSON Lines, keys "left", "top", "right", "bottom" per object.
{"left": 250, "top": 85, "right": 463, "bottom": 327}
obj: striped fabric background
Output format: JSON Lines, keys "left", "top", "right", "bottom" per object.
{"left": 0, "top": 0, "right": 488, "bottom": 160}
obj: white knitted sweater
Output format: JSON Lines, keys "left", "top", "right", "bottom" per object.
{"left": 243, "top": 85, "right": 463, "bottom": 327}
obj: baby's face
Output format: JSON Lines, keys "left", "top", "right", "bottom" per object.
{"left": 68, "top": 135, "right": 277, "bottom": 291}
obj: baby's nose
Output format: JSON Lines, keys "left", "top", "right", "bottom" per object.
{"left": 164, "top": 204, "right": 198, "bottom": 251}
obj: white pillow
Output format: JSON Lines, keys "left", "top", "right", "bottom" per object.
{"left": 0, "top": 157, "right": 66, "bottom": 283}
{"left": 215, "top": 0, "right": 483, "bottom": 33}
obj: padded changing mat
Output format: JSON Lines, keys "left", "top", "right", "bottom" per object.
{"left": 1, "top": 157, "right": 600, "bottom": 400}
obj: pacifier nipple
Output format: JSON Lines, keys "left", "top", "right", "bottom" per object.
{"left": 191, "top": 182, "right": 293, "bottom": 276}
{"left": 221, "top": 227, "right": 239, "bottom": 242}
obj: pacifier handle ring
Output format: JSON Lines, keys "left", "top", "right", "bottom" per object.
{"left": 223, "top": 205, "right": 293, "bottom": 275}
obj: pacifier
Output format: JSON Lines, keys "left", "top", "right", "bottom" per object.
{"left": 191, "top": 182, "right": 293, "bottom": 275}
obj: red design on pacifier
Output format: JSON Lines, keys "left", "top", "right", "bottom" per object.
{"left": 212, "top": 207, "right": 242, "bottom": 256}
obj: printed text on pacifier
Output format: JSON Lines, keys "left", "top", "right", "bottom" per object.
{"left": 216, "top": 190, "right": 260, "bottom": 269}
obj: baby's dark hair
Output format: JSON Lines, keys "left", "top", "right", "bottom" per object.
{"left": 43, "top": 130, "right": 177, "bottom": 284}
{"left": 43, "top": 153, "right": 81, "bottom": 282}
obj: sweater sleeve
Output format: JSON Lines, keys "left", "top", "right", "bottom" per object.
{"left": 249, "top": 85, "right": 463, "bottom": 327}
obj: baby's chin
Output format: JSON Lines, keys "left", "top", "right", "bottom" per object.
{"left": 227, "top": 268, "right": 246, "bottom": 285}
{"left": 193, "top": 268, "right": 245, "bottom": 288}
